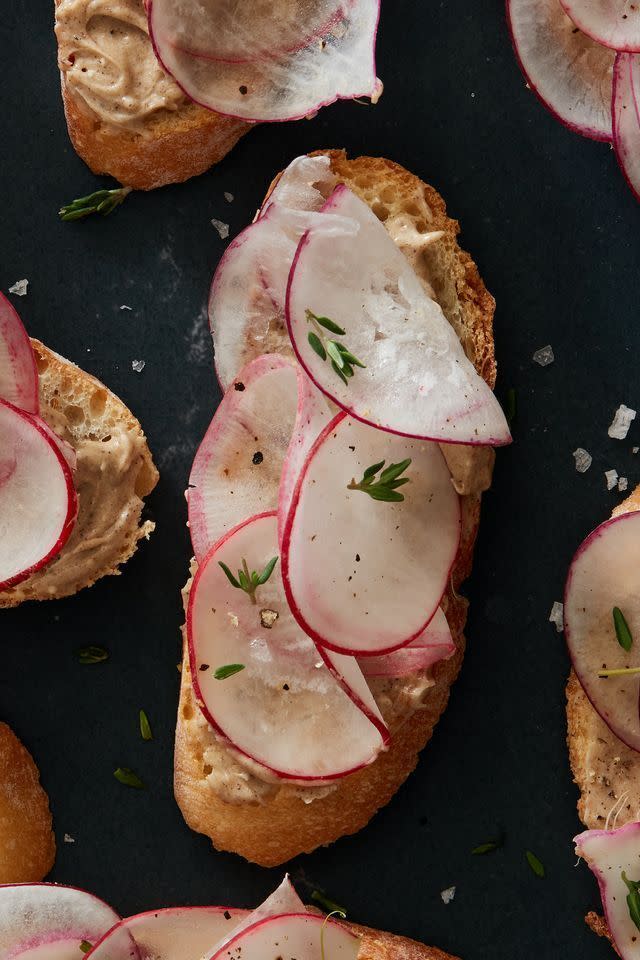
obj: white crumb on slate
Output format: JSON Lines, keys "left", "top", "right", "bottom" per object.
{"left": 131, "top": 359, "right": 145, "bottom": 373}
{"left": 608, "top": 404, "right": 636, "bottom": 440}
{"left": 619, "top": 476, "right": 629, "bottom": 492}
{"left": 605, "top": 469, "right": 619, "bottom": 490}
{"left": 634, "top": 447, "right": 639, "bottom": 454}
{"left": 63, "top": 833, "right": 75, "bottom": 843}
{"left": 211, "top": 218, "right": 230, "bottom": 239}
{"left": 549, "top": 601, "right": 564, "bottom": 633}
{"left": 440, "top": 886, "right": 456, "bottom": 905}
{"left": 573, "top": 448, "right": 592, "bottom": 473}
{"left": 532, "top": 345, "right": 554, "bottom": 366}
{"left": 224, "top": 191, "right": 234, "bottom": 203}
{"left": 120, "top": 304, "right": 132, "bottom": 311}
{"left": 9, "top": 278, "right": 28, "bottom": 296}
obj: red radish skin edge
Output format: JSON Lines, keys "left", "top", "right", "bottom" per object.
{"left": 0, "top": 399, "right": 78, "bottom": 591}
{"left": 613, "top": 52, "right": 640, "bottom": 204}
{"left": 559, "top": 1, "right": 640, "bottom": 53}
{"left": 280, "top": 411, "right": 460, "bottom": 657}
{"left": 505, "top": 0, "right": 613, "bottom": 142}
{"left": 207, "top": 913, "right": 352, "bottom": 960}
{"left": 147, "top": 0, "right": 381, "bottom": 124}
{"left": 187, "top": 511, "right": 389, "bottom": 782}
{"left": 0, "top": 292, "right": 39, "bottom": 414}
{"left": 284, "top": 191, "right": 512, "bottom": 447}
{"left": 86, "top": 905, "right": 248, "bottom": 957}
{"left": 564, "top": 511, "right": 640, "bottom": 753}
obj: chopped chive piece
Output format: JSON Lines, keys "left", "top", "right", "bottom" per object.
{"left": 311, "top": 890, "right": 347, "bottom": 915}
{"left": 472, "top": 839, "right": 502, "bottom": 855}
{"left": 113, "top": 767, "right": 145, "bottom": 789}
{"left": 525, "top": 850, "right": 545, "bottom": 877}
{"left": 139, "top": 709, "right": 153, "bottom": 741}
{"left": 77, "top": 645, "right": 109, "bottom": 664}
{"left": 214, "top": 664, "right": 246, "bottom": 680}
{"left": 614, "top": 607, "right": 633, "bottom": 652}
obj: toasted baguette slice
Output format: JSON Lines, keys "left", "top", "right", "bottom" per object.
{"left": 174, "top": 151, "right": 499, "bottom": 866}
{"left": 0, "top": 723, "right": 55, "bottom": 883}
{"left": 54, "top": 0, "right": 250, "bottom": 190}
{"left": 347, "top": 920, "right": 459, "bottom": 960}
{"left": 0, "top": 341, "right": 158, "bottom": 607}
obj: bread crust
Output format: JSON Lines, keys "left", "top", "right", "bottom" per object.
{"left": 350, "top": 920, "right": 460, "bottom": 960}
{"left": 174, "top": 152, "right": 498, "bottom": 866}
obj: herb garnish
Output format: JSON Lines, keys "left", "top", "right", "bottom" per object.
{"left": 77, "top": 645, "right": 109, "bottom": 664}
{"left": 113, "top": 767, "right": 145, "bottom": 789}
{"left": 472, "top": 839, "right": 502, "bottom": 855}
{"left": 306, "top": 309, "right": 365, "bottom": 386}
{"left": 311, "top": 890, "right": 347, "bottom": 915}
{"left": 622, "top": 871, "right": 640, "bottom": 932}
{"left": 59, "top": 186, "right": 132, "bottom": 221}
{"left": 614, "top": 607, "right": 633, "bottom": 652}
{"left": 347, "top": 459, "right": 412, "bottom": 503}
{"left": 218, "top": 556, "right": 278, "bottom": 604}
{"left": 598, "top": 666, "right": 640, "bottom": 678}
{"left": 79, "top": 942, "right": 93, "bottom": 955}
{"left": 525, "top": 850, "right": 545, "bottom": 877}
{"left": 214, "top": 664, "right": 246, "bottom": 680}
{"left": 139, "top": 709, "right": 153, "bottom": 741}
{"left": 320, "top": 909, "right": 347, "bottom": 960}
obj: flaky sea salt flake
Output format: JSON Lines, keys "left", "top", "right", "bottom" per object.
{"left": 605, "top": 469, "right": 619, "bottom": 491}
{"left": 211, "top": 218, "right": 230, "bottom": 240}
{"left": 9, "top": 278, "right": 28, "bottom": 296}
{"left": 533, "top": 345, "right": 554, "bottom": 366}
{"left": 224, "top": 192, "right": 234, "bottom": 203}
{"left": 573, "top": 448, "right": 592, "bottom": 473}
{"left": 618, "top": 476, "right": 629, "bottom": 492}
{"left": 63, "top": 833, "right": 75, "bottom": 844}
{"left": 549, "top": 601, "right": 564, "bottom": 633}
{"left": 131, "top": 359, "right": 145, "bottom": 373}
{"left": 440, "top": 886, "right": 456, "bottom": 905}
{"left": 608, "top": 405, "right": 637, "bottom": 440}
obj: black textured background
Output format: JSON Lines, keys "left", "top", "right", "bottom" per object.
{"left": 2, "top": 1, "right": 640, "bottom": 956}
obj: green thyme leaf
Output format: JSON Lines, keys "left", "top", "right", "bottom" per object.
{"left": 613, "top": 607, "right": 633, "bottom": 652}
{"left": 348, "top": 459, "right": 412, "bottom": 503}
{"left": 311, "top": 313, "right": 346, "bottom": 336}
{"left": 622, "top": 871, "right": 640, "bottom": 932}
{"left": 59, "top": 186, "right": 132, "bottom": 222}
{"left": 380, "top": 458, "right": 412, "bottom": 485}
{"left": 308, "top": 332, "right": 327, "bottom": 361}
{"left": 139, "top": 709, "right": 153, "bottom": 741}
{"left": 525, "top": 850, "right": 545, "bottom": 877}
{"left": 77, "top": 645, "right": 109, "bottom": 664}
{"left": 311, "top": 890, "right": 348, "bottom": 916}
{"left": 326, "top": 340, "right": 345, "bottom": 369}
{"left": 214, "top": 663, "right": 246, "bottom": 680}
{"left": 305, "top": 309, "right": 365, "bottom": 385}
{"left": 330, "top": 359, "right": 349, "bottom": 385}
{"left": 79, "top": 942, "right": 93, "bottom": 955}
{"left": 256, "top": 556, "right": 279, "bottom": 585}
{"left": 363, "top": 460, "right": 385, "bottom": 481}
{"left": 114, "top": 767, "right": 145, "bottom": 789}
{"left": 218, "top": 561, "right": 241, "bottom": 589}
{"left": 472, "top": 839, "right": 502, "bottom": 855}
{"left": 219, "top": 556, "right": 277, "bottom": 604}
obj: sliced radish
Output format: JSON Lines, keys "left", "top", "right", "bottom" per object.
{"left": 359, "top": 608, "right": 455, "bottom": 678}
{"left": 0, "top": 883, "right": 119, "bottom": 960}
{"left": 207, "top": 913, "right": 360, "bottom": 960}
{"left": 575, "top": 823, "right": 640, "bottom": 960}
{"left": 286, "top": 185, "right": 511, "bottom": 445}
{"left": 0, "top": 292, "right": 38, "bottom": 414}
{"left": 148, "top": 0, "right": 380, "bottom": 123}
{"left": 507, "top": 0, "right": 614, "bottom": 141}
{"left": 0, "top": 399, "right": 77, "bottom": 590}
{"left": 187, "top": 512, "right": 388, "bottom": 781}
{"left": 206, "top": 876, "right": 303, "bottom": 956}
{"left": 564, "top": 510, "right": 640, "bottom": 752}
{"left": 281, "top": 413, "right": 460, "bottom": 656}
{"left": 560, "top": 0, "right": 640, "bottom": 53}
{"left": 613, "top": 52, "right": 640, "bottom": 201}
{"left": 260, "top": 155, "right": 337, "bottom": 218}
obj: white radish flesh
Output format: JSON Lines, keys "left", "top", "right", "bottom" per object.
{"left": 560, "top": 0, "right": 640, "bottom": 52}
{"left": 0, "top": 292, "right": 39, "bottom": 413}
{"left": 206, "top": 877, "right": 303, "bottom": 956}
{"left": 148, "top": 0, "right": 380, "bottom": 122}
{"left": 286, "top": 185, "right": 511, "bottom": 445}
{"left": 613, "top": 53, "right": 640, "bottom": 201}
{"left": 507, "top": 0, "right": 614, "bottom": 141}
{"left": 187, "top": 512, "right": 388, "bottom": 781}
{"left": 564, "top": 510, "right": 640, "bottom": 752}
{"left": 0, "top": 400, "right": 77, "bottom": 589}
{"left": 359, "top": 608, "right": 455, "bottom": 678}
{"left": 208, "top": 913, "right": 360, "bottom": 960}
{"left": 281, "top": 414, "right": 460, "bottom": 656}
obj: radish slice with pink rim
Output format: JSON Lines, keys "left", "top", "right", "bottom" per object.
{"left": 0, "top": 399, "right": 77, "bottom": 590}
{"left": 0, "top": 292, "right": 38, "bottom": 414}
{"left": 613, "top": 52, "right": 640, "bottom": 202}
{"left": 0, "top": 883, "right": 120, "bottom": 960}
{"left": 560, "top": 0, "right": 640, "bottom": 52}
{"left": 148, "top": 0, "right": 380, "bottom": 122}
{"left": 575, "top": 822, "right": 640, "bottom": 960}
{"left": 564, "top": 510, "right": 640, "bottom": 752}
{"left": 359, "top": 608, "right": 455, "bottom": 678}
{"left": 206, "top": 876, "right": 303, "bottom": 956}
{"left": 281, "top": 413, "right": 460, "bottom": 656}
{"left": 260, "top": 155, "right": 337, "bottom": 219}
{"left": 207, "top": 913, "right": 360, "bottom": 960}
{"left": 507, "top": 0, "right": 614, "bottom": 141}
{"left": 286, "top": 185, "right": 511, "bottom": 445}
{"left": 187, "top": 512, "right": 388, "bottom": 782}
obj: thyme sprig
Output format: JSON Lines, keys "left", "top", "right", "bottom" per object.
{"left": 218, "top": 556, "right": 278, "bottom": 604}
{"left": 59, "top": 186, "right": 132, "bottom": 221}
{"left": 306, "top": 309, "right": 365, "bottom": 386}
{"left": 347, "top": 459, "right": 412, "bottom": 503}
{"left": 622, "top": 871, "right": 640, "bottom": 932}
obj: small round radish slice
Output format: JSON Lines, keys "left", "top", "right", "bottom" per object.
{"left": 0, "top": 292, "right": 38, "bottom": 413}
{"left": 0, "top": 883, "right": 120, "bottom": 960}
{"left": 613, "top": 52, "right": 640, "bottom": 202}
{"left": 187, "top": 512, "right": 388, "bottom": 782}
{"left": 575, "top": 822, "right": 640, "bottom": 960}
{"left": 560, "top": 0, "right": 640, "bottom": 52}
{"left": 359, "top": 608, "right": 455, "bottom": 678}
{"left": 281, "top": 413, "right": 460, "bottom": 656}
{"left": 148, "top": 0, "right": 380, "bottom": 122}
{"left": 0, "top": 399, "right": 77, "bottom": 590}
{"left": 207, "top": 913, "right": 360, "bottom": 960}
{"left": 507, "top": 0, "right": 614, "bottom": 141}
{"left": 564, "top": 510, "right": 640, "bottom": 752}
{"left": 286, "top": 185, "right": 511, "bottom": 445}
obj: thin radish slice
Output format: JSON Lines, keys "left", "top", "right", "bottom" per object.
{"left": 260, "top": 155, "right": 337, "bottom": 218}
{"left": 359, "top": 608, "right": 455, "bottom": 678}
{"left": 86, "top": 907, "right": 246, "bottom": 960}
{"left": 507, "top": 0, "right": 614, "bottom": 141}
{"left": 207, "top": 913, "right": 360, "bottom": 960}
{"left": 148, "top": 0, "right": 380, "bottom": 122}
{"left": 286, "top": 185, "right": 511, "bottom": 445}
{"left": 281, "top": 413, "right": 461, "bottom": 656}
{"left": 560, "top": 0, "right": 640, "bottom": 52}
{"left": 0, "top": 883, "right": 120, "bottom": 960}
{"left": 207, "top": 877, "right": 303, "bottom": 956}
{"left": 613, "top": 52, "right": 640, "bottom": 201}
{"left": 187, "top": 512, "right": 388, "bottom": 782}
{"left": 0, "top": 399, "right": 77, "bottom": 590}
{"left": 575, "top": 823, "right": 640, "bottom": 960}
{"left": 0, "top": 292, "right": 38, "bottom": 414}
{"left": 564, "top": 510, "right": 640, "bottom": 752}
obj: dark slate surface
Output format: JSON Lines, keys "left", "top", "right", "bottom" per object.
{"left": 1, "top": 1, "right": 639, "bottom": 956}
